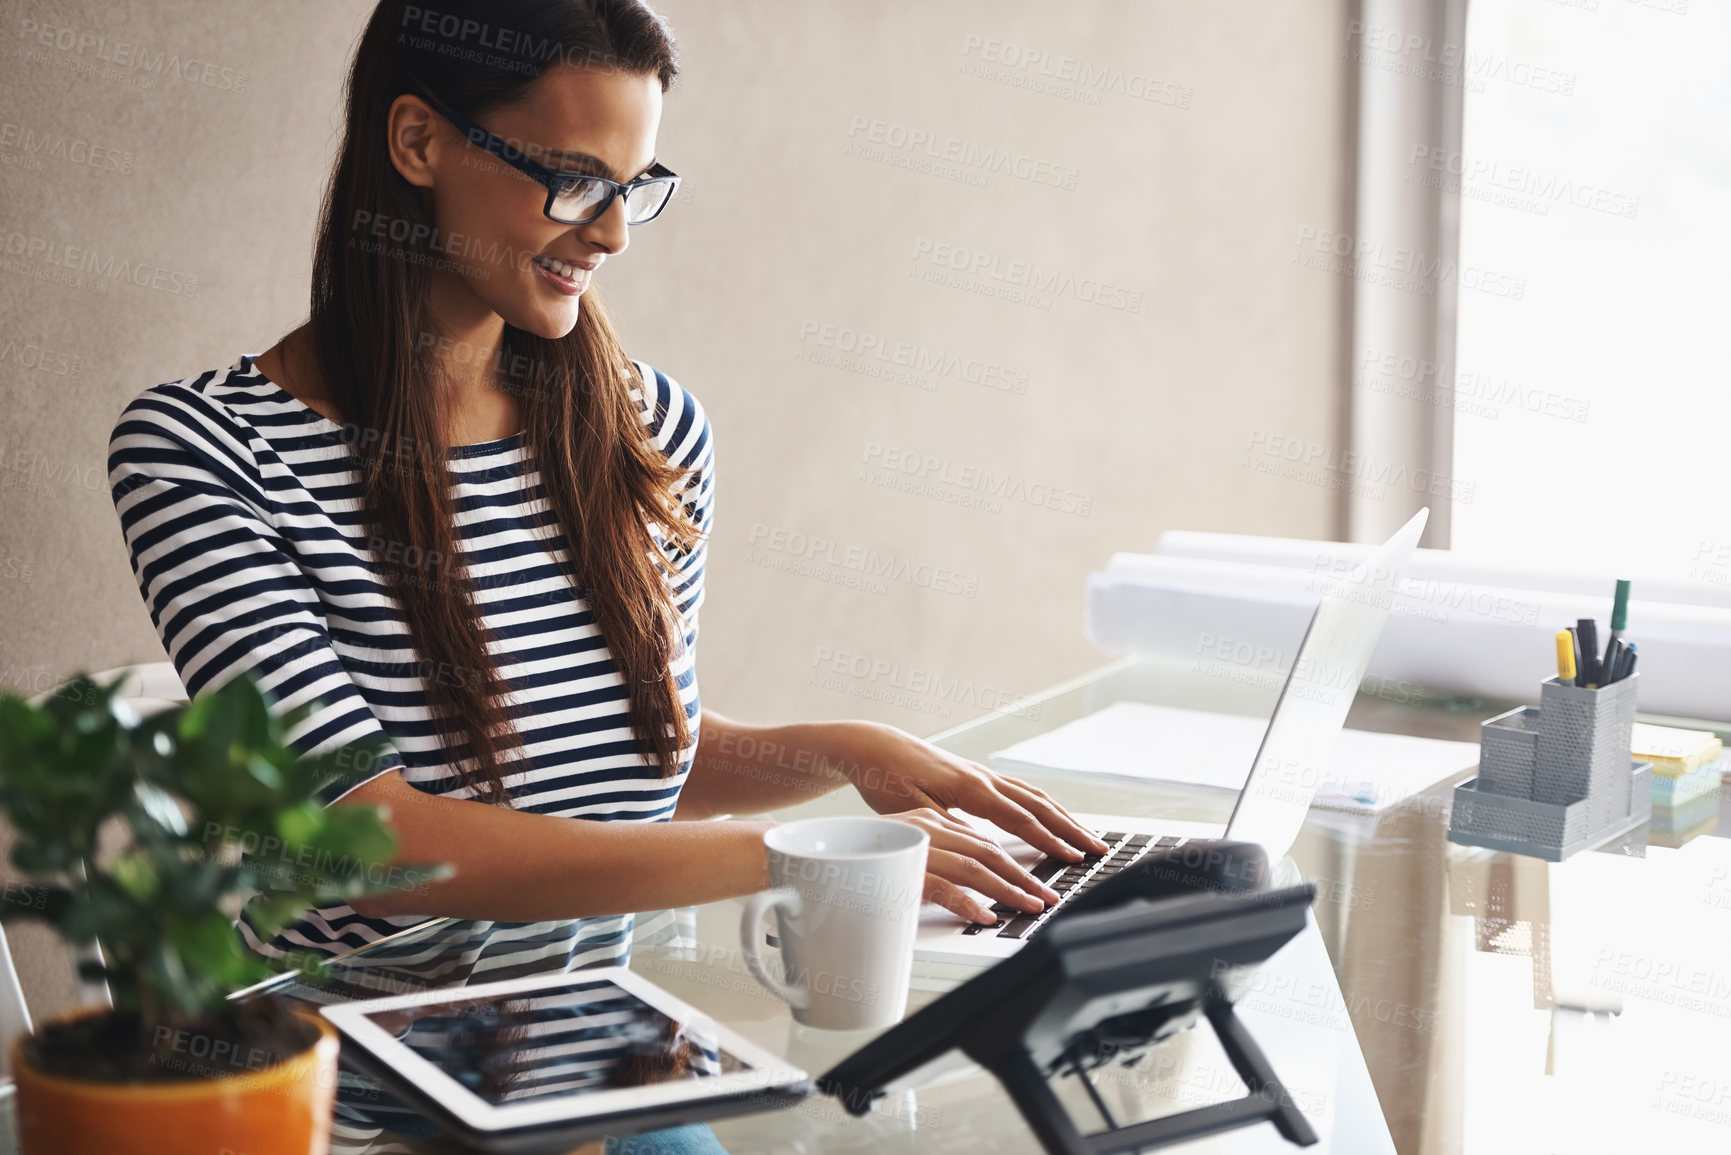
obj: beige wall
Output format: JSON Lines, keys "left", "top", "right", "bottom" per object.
{"left": 0, "top": 0, "right": 1354, "bottom": 1013}
{"left": 615, "top": 0, "right": 1357, "bottom": 734}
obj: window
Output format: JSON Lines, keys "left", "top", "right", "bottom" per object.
{"left": 1450, "top": 0, "right": 1730, "bottom": 583}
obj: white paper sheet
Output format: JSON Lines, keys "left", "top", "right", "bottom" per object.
{"left": 990, "top": 701, "right": 1479, "bottom": 814}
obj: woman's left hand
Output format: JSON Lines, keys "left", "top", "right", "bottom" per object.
{"left": 835, "top": 721, "right": 1110, "bottom": 865}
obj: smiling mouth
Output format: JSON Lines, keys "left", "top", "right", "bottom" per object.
{"left": 531, "top": 254, "right": 592, "bottom": 293}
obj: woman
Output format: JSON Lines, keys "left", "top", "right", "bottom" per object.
{"left": 107, "top": 0, "right": 1103, "bottom": 992}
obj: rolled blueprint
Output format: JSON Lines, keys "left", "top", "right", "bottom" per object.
{"left": 1085, "top": 550, "right": 1731, "bottom": 721}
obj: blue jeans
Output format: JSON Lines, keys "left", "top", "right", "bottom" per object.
{"left": 604, "top": 1122, "right": 728, "bottom": 1155}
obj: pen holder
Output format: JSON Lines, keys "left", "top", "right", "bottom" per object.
{"left": 1477, "top": 705, "right": 1540, "bottom": 799}
{"left": 1451, "top": 673, "right": 1650, "bottom": 860}
{"left": 1533, "top": 674, "right": 1641, "bottom": 827}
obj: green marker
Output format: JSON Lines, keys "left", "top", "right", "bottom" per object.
{"left": 1603, "top": 579, "right": 1630, "bottom": 677}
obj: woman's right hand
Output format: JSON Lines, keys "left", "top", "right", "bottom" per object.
{"left": 880, "top": 807, "right": 1065, "bottom": 925}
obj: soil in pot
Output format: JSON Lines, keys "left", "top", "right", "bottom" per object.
{"left": 23, "top": 997, "right": 318, "bottom": 1084}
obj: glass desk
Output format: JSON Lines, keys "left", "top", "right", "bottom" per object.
{"left": 281, "top": 657, "right": 1731, "bottom": 1154}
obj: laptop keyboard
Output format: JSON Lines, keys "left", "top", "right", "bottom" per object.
{"left": 958, "top": 831, "right": 1187, "bottom": 941}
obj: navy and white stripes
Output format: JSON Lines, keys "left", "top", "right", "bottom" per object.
{"left": 108, "top": 352, "right": 713, "bottom": 974}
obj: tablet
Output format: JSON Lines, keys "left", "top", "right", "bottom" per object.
{"left": 321, "top": 966, "right": 811, "bottom": 1138}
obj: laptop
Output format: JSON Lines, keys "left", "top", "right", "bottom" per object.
{"left": 912, "top": 508, "right": 1429, "bottom": 974}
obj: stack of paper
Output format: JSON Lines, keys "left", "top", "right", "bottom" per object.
{"left": 1630, "top": 723, "right": 1723, "bottom": 776}
{"left": 989, "top": 701, "right": 1479, "bottom": 815}
{"left": 1632, "top": 723, "right": 1725, "bottom": 808}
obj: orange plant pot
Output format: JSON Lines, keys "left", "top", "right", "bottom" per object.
{"left": 11, "top": 1007, "right": 340, "bottom": 1155}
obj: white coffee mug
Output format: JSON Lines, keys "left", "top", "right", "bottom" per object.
{"left": 739, "top": 817, "right": 929, "bottom": 1031}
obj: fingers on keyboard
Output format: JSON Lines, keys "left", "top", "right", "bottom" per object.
{"left": 958, "top": 831, "right": 1191, "bottom": 937}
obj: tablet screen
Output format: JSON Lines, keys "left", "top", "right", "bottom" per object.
{"left": 359, "top": 977, "right": 744, "bottom": 1107}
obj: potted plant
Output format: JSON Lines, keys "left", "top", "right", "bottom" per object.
{"left": 0, "top": 670, "right": 440, "bottom": 1155}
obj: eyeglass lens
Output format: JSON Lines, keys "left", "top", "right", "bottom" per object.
{"left": 550, "top": 177, "right": 675, "bottom": 225}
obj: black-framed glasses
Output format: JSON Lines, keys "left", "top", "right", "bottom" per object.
{"left": 412, "top": 82, "right": 680, "bottom": 226}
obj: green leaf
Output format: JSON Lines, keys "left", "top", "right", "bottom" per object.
{"left": 0, "top": 668, "right": 451, "bottom": 1022}
{"left": 275, "top": 801, "right": 325, "bottom": 847}
{"left": 167, "top": 913, "right": 256, "bottom": 986}
{"left": 60, "top": 885, "right": 150, "bottom": 946}
{"left": 177, "top": 692, "right": 213, "bottom": 740}
{"left": 243, "top": 893, "right": 314, "bottom": 942}
{"left": 11, "top": 841, "right": 74, "bottom": 875}
{"left": 131, "top": 783, "right": 189, "bottom": 838}
{"left": 111, "top": 853, "right": 159, "bottom": 902}
{"left": 244, "top": 753, "right": 283, "bottom": 790}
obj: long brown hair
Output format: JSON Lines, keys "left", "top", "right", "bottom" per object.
{"left": 306, "top": 0, "right": 699, "bottom": 805}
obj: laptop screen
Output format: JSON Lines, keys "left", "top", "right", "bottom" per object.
{"left": 1226, "top": 508, "right": 1429, "bottom": 859}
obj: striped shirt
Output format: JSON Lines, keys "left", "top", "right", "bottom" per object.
{"left": 107, "top": 352, "right": 713, "bottom": 980}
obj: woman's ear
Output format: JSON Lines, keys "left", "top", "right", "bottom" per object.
{"left": 386, "top": 93, "right": 442, "bottom": 191}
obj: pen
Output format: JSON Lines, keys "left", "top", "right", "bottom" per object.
{"left": 1567, "top": 626, "right": 1582, "bottom": 688}
{"left": 1576, "top": 618, "right": 1600, "bottom": 688}
{"left": 1554, "top": 630, "right": 1576, "bottom": 684}
{"left": 1622, "top": 642, "right": 1638, "bottom": 679}
{"left": 1601, "top": 639, "right": 1624, "bottom": 685}
{"left": 1604, "top": 579, "right": 1630, "bottom": 677}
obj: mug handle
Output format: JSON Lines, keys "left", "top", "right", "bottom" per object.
{"left": 739, "top": 887, "right": 810, "bottom": 1010}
